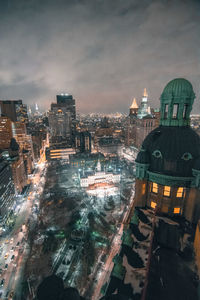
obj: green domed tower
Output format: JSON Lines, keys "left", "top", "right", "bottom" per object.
{"left": 160, "top": 78, "right": 195, "bottom": 126}
{"left": 134, "top": 78, "right": 200, "bottom": 223}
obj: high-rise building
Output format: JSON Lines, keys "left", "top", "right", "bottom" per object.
{"left": 137, "top": 88, "right": 151, "bottom": 119}
{"left": 12, "top": 122, "right": 34, "bottom": 161}
{"left": 0, "top": 100, "right": 28, "bottom": 123}
{"left": 56, "top": 94, "right": 76, "bottom": 120}
{"left": 9, "top": 141, "right": 27, "bottom": 194}
{"left": 48, "top": 94, "right": 76, "bottom": 147}
{"left": 75, "top": 131, "right": 91, "bottom": 153}
{"left": 0, "top": 116, "right": 13, "bottom": 149}
{"left": 0, "top": 159, "right": 15, "bottom": 227}
{"left": 126, "top": 89, "right": 158, "bottom": 148}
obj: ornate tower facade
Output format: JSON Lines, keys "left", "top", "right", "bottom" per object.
{"left": 137, "top": 88, "right": 151, "bottom": 119}
{"left": 134, "top": 78, "right": 200, "bottom": 223}
{"left": 129, "top": 98, "right": 138, "bottom": 116}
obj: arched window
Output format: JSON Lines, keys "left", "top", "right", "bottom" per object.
{"left": 164, "top": 104, "right": 168, "bottom": 119}
{"left": 172, "top": 104, "right": 179, "bottom": 119}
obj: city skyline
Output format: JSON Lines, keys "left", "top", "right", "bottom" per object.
{"left": 0, "top": 0, "right": 200, "bottom": 113}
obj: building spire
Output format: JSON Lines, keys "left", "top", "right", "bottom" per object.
{"left": 130, "top": 98, "right": 138, "bottom": 109}
{"left": 143, "top": 88, "right": 148, "bottom": 97}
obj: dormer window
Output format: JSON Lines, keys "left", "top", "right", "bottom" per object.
{"left": 172, "top": 104, "right": 179, "bottom": 119}
{"left": 181, "top": 152, "right": 193, "bottom": 161}
{"left": 164, "top": 104, "right": 168, "bottom": 119}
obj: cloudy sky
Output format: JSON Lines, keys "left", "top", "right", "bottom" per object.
{"left": 0, "top": 0, "right": 199, "bottom": 113}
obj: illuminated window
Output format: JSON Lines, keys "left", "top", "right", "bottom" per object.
{"left": 151, "top": 201, "right": 157, "bottom": 209}
{"left": 174, "top": 207, "right": 180, "bottom": 214}
{"left": 142, "top": 183, "right": 146, "bottom": 195}
{"left": 152, "top": 183, "right": 158, "bottom": 194}
{"left": 176, "top": 187, "right": 183, "bottom": 198}
{"left": 163, "top": 186, "right": 171, "bottom": 197}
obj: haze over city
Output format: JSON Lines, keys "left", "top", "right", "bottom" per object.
{"left": 0, "top": 0, "right": 200, "bottom": 113}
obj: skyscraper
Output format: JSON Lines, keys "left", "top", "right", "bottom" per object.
{"left": 48, "top": 94, "right": 76, "bottom": 147}
{"left": 0, "top": 100, "right": 28, "bottom": 123}
{"left": 0, "top": 116, "right": 13, "bottom": 149}
{"left": 137, "top": 88, "right": 151, "bottom": 119}
{"left": 56, "top": 94, "right": 76, "bottom": 120}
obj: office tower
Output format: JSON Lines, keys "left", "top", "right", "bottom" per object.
{"left": 56, "top": 94, "right": 76, "bottom": 120}
{"left": 75, "top": 131, "right": 91, "bottom": 153}
{"left": 0, "top": 159, "right": 15, "bottom": 227}
{"left": 9, "top": 138, "right": 27, "bottom": 193}
{"left": 0, "top": 116, "right": 13, "bottom": 149}
{"left": 12, "top": 122, "right": 34, "bottom": 159}
{"left": 0, "top": 100, "right": 28, "bottom": 123}
{"left": 48, "top": 94, "right": 76, "bottom": 147}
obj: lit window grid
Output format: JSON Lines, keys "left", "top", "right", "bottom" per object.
{"left": 164, "top": 186, "right": 171, "bottom": 197}
{"left": 176, "top": 187, "right": 183, "bottom": 198}
{"left": 152, "top": 182, "right": 158, "bottom": 193}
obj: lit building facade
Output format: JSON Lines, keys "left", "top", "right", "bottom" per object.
{"left": 12, "top": 122, "right": 34, "bottom": 164}
{"left": 0, "top": 159, "right": 15, "bottom": 226}
{"left": 0, "top": 116, "right": 13, "bottom": 149}
{"left": 0, "top": 100, "right": 28, "bottom": 123}
{"left": 11, "top": 155, "right": 27, "bottom": 194}
{"left": 126, "top": 89, "right": 158, "bottom": 148}
{"left": 134, "top": 78, "right": 200, "bottom": 223}
{"left": 45, "top": 147, "right": 76, "bottom": 160}
{"left": 80, "top": 168, "right": 120, "bottom": 188}
{"left": 75, "top": 131, "right": 91, "bottom": 153}
{"left": 48, "top": 94, "right": 76, "bottom": 147}
{"left": 129, "top": 98, "right": 138, "bottom": 116}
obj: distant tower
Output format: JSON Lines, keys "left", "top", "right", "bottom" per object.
{"left": 35, "top": 103, "right": 39, "bottom": 112}
{"left": 129, "top": 98, "right": 138, "bottom": 116}
{"left": 137, "top": 88, "right": 151, "bottom": 119}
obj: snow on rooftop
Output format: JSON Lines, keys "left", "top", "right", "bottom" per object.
{"left": 123, "top": 255, "right": 146, "bottom": 294}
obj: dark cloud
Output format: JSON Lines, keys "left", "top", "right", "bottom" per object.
{"left": 0, "top": 0, "right": 199, "bottom": 113}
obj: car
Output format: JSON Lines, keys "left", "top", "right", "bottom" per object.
{"left": 5, "top": 240, "right": 9, "bottom": 244}
{"left": 0, "top": 279, "right": 4, "bottom": 286}
{"left": 16, "top": 242, "right": 20, "bottom": 247}
{"left": 10, "top": 247, "right": 15, "bottom": 252}
{"left": 4, "top": 264, "right": 8, "bottom": 270}
{"left": 10, "top": 238, "right": 14, "bottom": 244}
{"left": 11, "top": 255, "right": 15, "bottom": 260}
{"left": 4, "top": 253, "right": 9, "bottom": 260}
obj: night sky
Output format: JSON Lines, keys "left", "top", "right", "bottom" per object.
{"left": 0, "top": 0, "right": 199, "bottom": 113}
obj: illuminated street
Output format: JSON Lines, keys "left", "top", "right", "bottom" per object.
{"left": 0, "top": 160, "right": 47, "bottom": 300}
